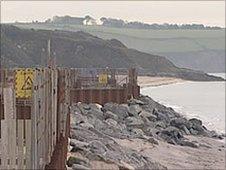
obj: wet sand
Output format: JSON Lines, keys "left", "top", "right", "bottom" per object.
{"left": 138, "top": 76, "right": 185, "bottom": 88}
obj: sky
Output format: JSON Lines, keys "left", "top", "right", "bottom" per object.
{"left": 1, "top": 1, "right": 225, "bottom": 27}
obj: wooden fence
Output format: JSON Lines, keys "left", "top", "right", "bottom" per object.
{"left": 0, "top": 67, "right": 139, "bottom": 169}
{"left": 0, "top": 68, "right": 71, "bottom": 170}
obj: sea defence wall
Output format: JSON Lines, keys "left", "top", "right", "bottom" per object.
{"left": 70, "top": 68, "right": 140, "bottom": 105}
{"left": 0, "top": 67, "right": 140, "bottom": 170}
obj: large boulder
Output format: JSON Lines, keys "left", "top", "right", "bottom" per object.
{"left": 153, "top": 109, "right": 170, "bottom": 124}
{"left": 79, "top": 122, "right": 94, "bottom": 129}
{"left": 158, "top": 126, "right": 183, "bottom": 144}
{"left": 76, "top": 103, "right": 91, "bottom": 114}
{"left": 188, "top": 118, "right": 208, "bottom": 135}
{"left": 103, "top": 111, "right": 118, "bottom": 120}
{"left": 72, "top": 113, "right": 88, "bottom": 126}
{"left": 189, "top": 118, "right": 202, "bottom": 126}
{"left": 128, "top": 105, "right": 142, "bottom": 117}
{"left": 103, "top": 103, "right": 129, "bottom": 120}
{"left": 116, "top": 104, "right": 130, "bottom": 119}
{"left": 89, "top": 103, "right": 102, "bottom": 111}
{"left": 178, "top": 140, "right": 199, "bottom": 148}
{"left": 102, "top": 102, "right": 117, "bottom": 112}
{"left": 206, "top": 130, "right": 224, "bottom": 139}
{"left": 87, "top": 109, "right": 104, "bottom": 120}
{"left": 128, "top": 98, "right": 145, "bottom": 105}
{"left": 139, "top": 110, "right": 157, "bottom": 122}
{"left": 105, "top": 118, "right": 118, "bottom": 127}
{"left": 125, "top": 117, "right": 144, "bottom": 128}
{"left": 154, "top": 121, "right": 167, "bottom": 129}
{"left": 70, "top": 139, "right": 89, "bottom": 152}
{"left": 67, "top": 156, "right": 90, "bottom": 168}
{"left": 88, "top": 140, "right": 107, "bottom": 155}
{"left": 72, "top": 164, "right": 90, "bottom": 170}
{"left": 170, "top": 118, "right": 192, "bottom": 134}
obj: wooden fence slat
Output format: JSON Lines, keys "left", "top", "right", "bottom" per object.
{"left": 17, "top": 120, "right": 24, "bottom": 170}
{"left": 40, "top": 70, "right": 46, "bottom": 168}
{"left": 31, "top": 70, "right": 38, "bottom": 169}
{"left": 0, "top": 89, "right": 7, "bottom": 170}
{"left": 25, "top": 120, "right": 31, "bottom": 169}
{"left": 6, "top": 87, "right": 17, "bottom": 169}
{"left": 52, "top": 69, "right": 57, "bottom": 147}
{"left": 1, "top": 87, "right": 16, "bottom": 170}
{"left": 0, "top": 119, "right": 8, "bottom": 169}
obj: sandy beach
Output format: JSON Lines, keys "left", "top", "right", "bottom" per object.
{"left": 116, "top": 136, "right": 225, "bottom": 170}
{"left": 138, "top": 76, "right": 186, "bottom": 88}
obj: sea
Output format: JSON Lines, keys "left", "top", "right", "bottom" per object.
{"left": 141, "top": 73, "right": 225, "bottom": 134}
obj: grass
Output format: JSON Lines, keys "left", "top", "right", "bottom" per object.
{"left": 13, "top": 23, "right": 225, "bottom": 53}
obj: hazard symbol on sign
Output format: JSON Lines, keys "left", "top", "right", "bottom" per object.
{"left": 21, "top": 77, "right": 33, "bottom": 90}
{"left": 15, "top": 69, "right": 34, "bottom": 98}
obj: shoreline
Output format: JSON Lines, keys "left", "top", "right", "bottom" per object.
{"left": 138, "top": 76, "right": 186, "bottom": 88}
{"left": 68, "top": 97, "right": 226, "bottom": 169}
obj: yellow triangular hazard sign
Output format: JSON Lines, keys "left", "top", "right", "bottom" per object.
{"left": 21, "top": 76, "right": 33, "bottom": 90}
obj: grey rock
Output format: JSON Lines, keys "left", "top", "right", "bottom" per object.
{"left": 158, "top": 126, "right": 183, "bottom": 144}
{"left": 116, "top": 104, "right": 130, "bottom": 119}
{"left": 128, "top": 105, "right": 142, "bottom": 117}
{"left": 182, "top": 125, "right": 190, "bottom": 135}
{"left": 139, "top": 110, "right": 157, "bottom": 122}
{"left": 79, "top": 122, "right": 94, "bottom": 129}
{"left": 154, "top": 121, "right": 167, "bottom": 129}
{"left": 189, "top": 118, "right": 202, "bottom": 126}
{"left": 207, "top": 130, "right": 224, "bottom": 139}
{"left": 189, "top": 128, "right": 199, "bottom": 135}
{"left": 153, "top": 109, "right": 170, "bottom": 124}
{"left": 67, "top": 156, "right": 90, "bottom": 167}
{"left": 147, "top": 137, "right": 159, "bottom": 145}
{"left": 105, "top": 118, "right": 118, "bottom": 127}
{"left": 102, "top": 102, "right": 117, "bottom": 112}
{"left": 88, "top": 140, "right": 107, "bottom": 155}
{"left": 131, "top": 128, "right": 144, "bottom": 137}
{"left": 125, "top": 117, "right": 144, "bottom": 127}
{"left": 89, "top": 103, "right": 102, "bottom": 111}
{"left": 103, "top": 111, "right": 118, "bottom": 120}
{"left": 76, "top": 103, "right": 91, "bottom": 114}
{"left": 143, "top": 127, "right": 155, "bottom": 137}
{"left": 199, "top": 143, "right": 212, "bottom": 149}
{"left": 72, "top": 164, "right": 90, "bottom": 170}
{"left": 82, "top": 104, "right": 91, "bottom": 110}
{"left": 170, "top": 118, "right": 192, "bottom": 129}
{"left": 70, "top": 139, "right": 89, "bottom": 148}
{"left": 179, "top": 140, "right": 199, "bottom": 148}
{"left": 74, "top": 114, "right": 88, "bottom": 125}
{"left": 103, "top": 103, "right": 129, "bottom": 120}
{"left": 87, "top": 109, "right": 104, "bottom": 120}
{"left": 128, "top": 98, "right": 145, "bottom": 105}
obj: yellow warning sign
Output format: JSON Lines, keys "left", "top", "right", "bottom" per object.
{"left": 15, "top": 69, "right": 34, "bottom": 98}
{"left": 98, "top": 74, "right": 108, "bottom": 84}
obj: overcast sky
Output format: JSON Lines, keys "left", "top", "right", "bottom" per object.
{"left": 1, "top": 1, "right": 225, "bottom": 27}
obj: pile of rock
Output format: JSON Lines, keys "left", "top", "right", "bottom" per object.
{"left": 67, "top": 95, "right": 223, "bottom": 169}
